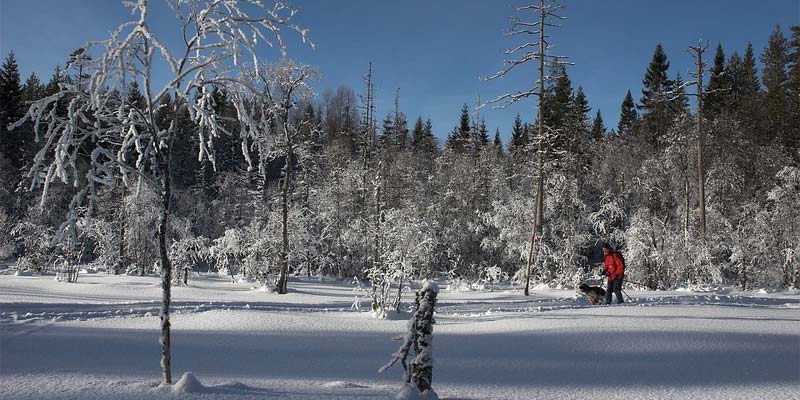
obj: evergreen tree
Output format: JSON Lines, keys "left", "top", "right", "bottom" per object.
{"left": 509, "top": 114, "right": 528, "bottom": 154}
{"left": 447, "top": 104, "right": 472, "bottom": 152}
{"left": 381, "top": 112, "right": 395, "bottom": 147}
{"left": 705, "top": 43, "right": 731, "bottom": 118}
{"left": 411, "top": 116, "right": 425, "bottom": 152}
{"left": 618, "top": 89, "right": 637, "bottom": 136}
{"left": 545, "top": 64, "right": 573, "bottom": 128}
{"left": 422, "top": 118, "right": 437, "bottom": 155}
{"left": 0, "top": 52, "right": 23, "bottom": 132}
{"left": 445, "top": 127, "right": 461, "bottom": 152}
{"left": 788, "top": 26, "right": 800, "bottom": 157}
{"left": 591, "top": 110, "right": 606, "bottom": 141}
{"left": 738, "top": 43, "right": 763, "bottom": 135}
{"left": 395, "top": 112, "right": 409, "bottom": 150}
{"left": 126, "top": 81, "right": 146, "bottom": 109}
{"left": 45, "top": 66, "right": 65, "bottom": 96}
{"left": 493, "top": 128, "right": 503, "bottom": 156}
{"left": 760, "top": 25, "right": 790, "bottom": 148}
{"left": 572, "top": 86, "right": 591, "bottom": 137}
{"left": 22, "top": 73, "right": 45, "bottom": 103}
{"left": 671, "top": 72, "right": 690, "bottom": 115}
{"left": 541, "top": 64, "right": 574, "bottom": 153}
{"left": 477, "top": 118, "right": 490, "bottom": 147}
{"left": 639, "top": 43, "right": 674, "bottom": 150}
{"left": 0, "top": 51, "right": 25, "bottom": 168}
{"left": 66, "top": 48, "right": 92, "bottom": 92}
{"left": 725, "top": 51, "right": 743, "bottom": 109}
{"left": 458, "top": 103, "right": 472, "bottom": 144}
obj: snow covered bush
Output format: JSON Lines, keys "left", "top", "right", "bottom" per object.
{"left": 0, "top": 209, "right": 16, "bottom": 260}
{"left": 11, "top": 212, "right": 55, "bottom": 274}
{"left": 169, "top": 236, "right": 210, "bottom": 286}
{"left": 480, "top": 264, "right": 508, "bottom": 291}
{"left": 210, "top": 228, "right": 248, "bottom": 283}
{"left": 766, "top": 166, "right": 800, "bottom": 288}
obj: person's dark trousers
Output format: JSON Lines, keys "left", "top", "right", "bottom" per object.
{"left": 605, "top": 278, "right": 624, "bottom": 304}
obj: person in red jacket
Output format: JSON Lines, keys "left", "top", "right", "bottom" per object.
{"left": 601, "top": 243, "right": 625, "bottom": 304}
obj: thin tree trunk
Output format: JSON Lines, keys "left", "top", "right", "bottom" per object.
{"left": 158, "top": 152, "right": 172, "bottom": 385}
{"left": 117, "top": 179, "right": 126, "bottom": 275}
{"left": 277, "top": 150, "right": 291, "bottom": 294}
{"left": 524, "top": 0, "right": 546, "bottom": 297}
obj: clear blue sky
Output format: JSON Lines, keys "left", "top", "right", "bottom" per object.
{"left": 1, "top": 0, "right": 798, "bottom": 142}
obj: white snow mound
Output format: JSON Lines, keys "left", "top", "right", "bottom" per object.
{"left": 396, "top": 383, "right": 439, "bottom": 400}
{"left": 322, "top": 381, "right": 368, "bottom": 389}
{"left": 172, "top": 372, "right": 207, "bottom": 394}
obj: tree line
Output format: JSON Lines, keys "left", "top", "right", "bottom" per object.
{"left": 1, "top": 24, "right": 798, "bottom": 300}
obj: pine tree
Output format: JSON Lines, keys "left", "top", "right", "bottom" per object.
{"left": 541, "top": 64, "right": 574, "bottom": 155}
{"left": 45, "top": 66, "right": 65, "bottom": 96}
{"left": 705, "top": 43, "right": 731, "bottom": 118}
{"left": 493, "top": 128, "right": 504, "bottom": 156}
{"left": 395, "top": 113, "right": 409, "bottom": 150}
{"left": 618, "top": 90, "right": 637, "bottom": 136}
{"left": 67, "top": 48, "right": 92, "bottom": 92}
{"left": 0, "top": 52, "right": 23, "bottom": 131}
{"left": 477, "top": 118, "right": 490, "bottom": 147}
{"left": 760, "top": 25, "right": 790, "bottom": 148}
{"left": 22, "top": 73, "right": 45, "bottom": 103}
{"left": 639, "top": 43, "right": 674, "bottom": 150}
{"left": 509, "top": 113, "right": 528, "bottom": 154}
{"left": 725, "top": 51, "right": 743, "bottom": 109}
{"left": 671, "top": 72, "right": 690, "bottom": 115}
{"left": 447, "top": 104, "right": 472, "bottom": 152}
{"left": 788, "top": 26, "right": 800, "bottom": 157}
{"left": 591, "top": 110, "right": 606, "bottom": 141}
{"left": 422, "top": 118, "right": 436, "bottom": 155}
{"left": 411, "top": 116, "right": 425, "bottom": 152}
{"left": 458, "top": 103, "right": 472, "bottom": 146}
{"left": 572, "top": 86, "right": 591, "bottom": 137}
{"left": 0, "top": 51, "right": 25, "bottom": 169}
{"left": 380, "top": 112, "right": 395, "bottom": 149}
{"left": 738, "top": 43, "right": 763, "bottom": 136}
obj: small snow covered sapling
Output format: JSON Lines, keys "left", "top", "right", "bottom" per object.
{"left": 380, "top": 281, "right": 439, "bottom": 399}
{"left": 9, "top": 0, "right": 312, "bottom": 385}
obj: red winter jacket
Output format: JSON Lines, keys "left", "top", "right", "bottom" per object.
{"left": 603, "top": 252, "right": 625, "bottom": 280}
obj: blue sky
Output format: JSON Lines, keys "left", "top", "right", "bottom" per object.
{"left": 1, "top": 0, "right": 797, "bottom": 142}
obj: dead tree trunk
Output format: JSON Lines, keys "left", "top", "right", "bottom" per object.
{"left": 524, "top": 0, "right": 548, "bottom": 296}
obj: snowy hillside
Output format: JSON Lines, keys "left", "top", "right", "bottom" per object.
{"left": 1, "top": 272, "right": 798, "bottom": 400}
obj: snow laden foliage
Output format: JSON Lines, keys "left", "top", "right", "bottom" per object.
{"left": 365, "top": 208, "right": 432, "bottom": 317}
{"left": 169, "top": 236, "right": 210, "bottom": 286}
{"left": 8, "top": 0, "right": 312, "bottom": 385}
{"left": 228, "top": 59, "right": 320, "bottom": 294}
{"left": 0, "top": 209, "right": 15, "bottom": 259}
{"left": 380, "top": 281, "right": 439, "bottom": 400}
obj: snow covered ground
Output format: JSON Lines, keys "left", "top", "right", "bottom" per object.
{"left": 1, "top": 270, "right": 798, "bottom": 399}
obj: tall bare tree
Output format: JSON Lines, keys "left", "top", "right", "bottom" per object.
{"left": 484, "top": 0, "right": 571, "bottom": 295}
{"left": 232, "top": 60, "right": 319, "bottom": 294}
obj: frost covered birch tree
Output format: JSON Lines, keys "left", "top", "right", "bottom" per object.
{"left": 484, "top": 0, "right": 571, "bottom": 295}
{"left": 231, "top": 59, "right": 319, "bottom": 294}
{"left": 9, "top": 0, "right": 311, "bottom": 384}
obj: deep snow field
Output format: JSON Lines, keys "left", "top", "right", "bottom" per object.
{"left": 1, "top": 270, "right": 798, "bottom": 400}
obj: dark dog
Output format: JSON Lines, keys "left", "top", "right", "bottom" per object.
{"left": 578, "top": 283, "right": 606, "bottom": 305}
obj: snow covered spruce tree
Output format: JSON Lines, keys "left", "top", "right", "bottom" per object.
{"left": 380, "top": 281, "right": 439, "bottom": 400}
{"left": 230, "top": 59, "right": 319, "bottom": 294}
{"left": 9, "top": 0, "right": 311, "bottom": 384}
{"left": 484, "top": 0, "right": 571, "bottom": 295}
